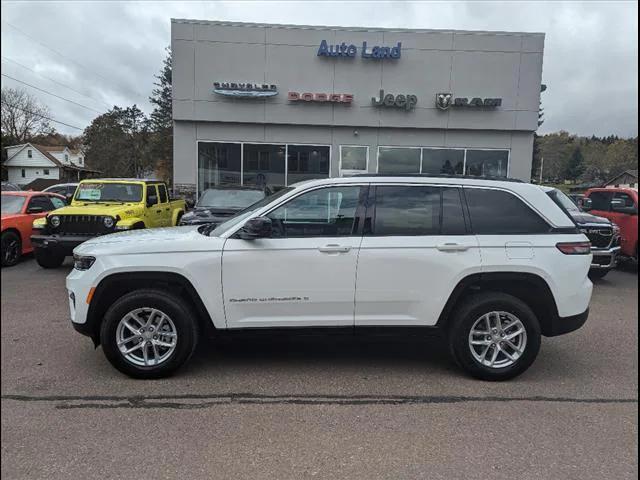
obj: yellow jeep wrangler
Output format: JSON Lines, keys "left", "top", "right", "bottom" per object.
{"left": 31, "top": 178, "right": 185, "bottom": 268}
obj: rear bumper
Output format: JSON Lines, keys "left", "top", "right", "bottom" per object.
{"left": 590, "top": 246, "right": 621, "bottom": 270}
{"left": 31, "top": 234, "right": 93, "bottom": 256}
{"left": 545, "top": 308, "right": 589, "bottom": 337}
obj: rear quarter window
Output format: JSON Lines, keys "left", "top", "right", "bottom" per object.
{"left": 465, "top": 188, "right": 550, "bottom": 235}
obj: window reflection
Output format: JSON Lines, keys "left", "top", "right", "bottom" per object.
{"left": 267, "top": 186, "right": 361, "bottom": 238}
{"left": 287, "top": 145, "right": 330, "bottom": 185}
{"left": 198, "top": 143, "right": 241, "bottom": 194}
{"left": 465, "top": 150, "right": 509, "bottom": 177}
{"left": 378, "top": 147, "right": 421, "bottom": 174}
{"left": 422, "top": 149, "right": 464, "bottom": 175}
{"left": 243, "top": 144, "right": 286, "bottom": 189}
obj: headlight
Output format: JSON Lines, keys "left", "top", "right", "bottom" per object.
{"left": 103, "top": 216, "right": 115, "bottom": 228}
{"left": 50, "top": 215, "right": 61, "bottom": 228}
{"left": 73, "top": 254, "right": 96, "bottom": 271}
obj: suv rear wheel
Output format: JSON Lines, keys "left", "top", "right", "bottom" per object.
{"left": 448, "top": 292, "right": 541, "bottom": 381}
{"left": 100, "top": 289, "right": 198, "bottom": 379}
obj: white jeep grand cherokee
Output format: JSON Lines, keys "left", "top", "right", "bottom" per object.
{"left": 67, "top": 176, "right": 593, "bottom": 381}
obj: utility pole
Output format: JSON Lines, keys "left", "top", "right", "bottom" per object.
{"left": 539, "top": 156, "right": 544, "bottom": 184}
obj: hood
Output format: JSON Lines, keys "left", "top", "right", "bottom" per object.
{"left": 180, "top": 206, "right": 239, "bottom": 224}
{"left": 74, "top": 225, "right": 225, "bottom": 256}
{"left": 567, "top": 210, "right": 612, "bottom": 226}
{"left": 53, "top": 203, "right": 142, "bottom": 217}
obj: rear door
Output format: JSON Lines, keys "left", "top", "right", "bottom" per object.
{"left": 156, "top": 184, "right": 172, "bottom": 226}
{"left": 355, "top": 184, "right": 481, "bottom": 326}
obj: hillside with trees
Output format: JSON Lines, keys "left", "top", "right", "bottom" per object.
{"left": 532, "top": 132, "right": 638, "bottom": 185}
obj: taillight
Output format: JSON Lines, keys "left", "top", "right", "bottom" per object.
{"left": 556, "top": 241, "right": 592, "bottom": 255}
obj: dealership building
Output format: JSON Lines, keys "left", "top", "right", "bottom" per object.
{"left": 171, "top": 19, "right": 545, "bottom": 196}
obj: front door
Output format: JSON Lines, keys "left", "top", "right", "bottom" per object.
{"left": 144, "top": 185, "right": 162, "bottom": 228}
{"left": 355, "top": 185, "right": 481, "bottom": 326}
{"left": 222, "top": 185, "right": 366, "bottom": 328}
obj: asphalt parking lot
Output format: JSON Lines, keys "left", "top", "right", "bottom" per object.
{"left": 1, "top": 257, "right": 638, "bottom": 479}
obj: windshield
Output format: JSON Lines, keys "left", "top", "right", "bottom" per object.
{"left": 208, "top": 187, "right": 294, "bottom": 237}
{"left": 198, "top": 188, "right": 265, "bottom": 209}
{"left": 75, "top": 182, "right": 143, "bottom": 202}
{"left": 547, "top": 189, "right": 580, "bottom": 213}
{"left": 1, "top": 195, "right": 26, "bottom": 214}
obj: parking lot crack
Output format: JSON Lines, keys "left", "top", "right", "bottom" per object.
{"left": 2, "top": 393, "right": 638, "bottom": 410}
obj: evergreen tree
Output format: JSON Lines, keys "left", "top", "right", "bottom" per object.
{"left": 564, "top": 146, "right": 586, "bottom": 181}
{"left": 148, "top": 47, "right": 173, "bottom": 184}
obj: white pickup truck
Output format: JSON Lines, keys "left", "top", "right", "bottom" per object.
{"left": 66, "top": 175, "right": 593, "bottom": 381}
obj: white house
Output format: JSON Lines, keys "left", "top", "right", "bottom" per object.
{"left": 3, "top": 143, "right": 98, "bottom": 186}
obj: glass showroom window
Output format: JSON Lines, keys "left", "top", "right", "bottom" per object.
{"left": 287, "top": 145, "right": 330, "bottom": 185}
{"left": 243, "top": 144, "right": 286, "bottom": 190}
{"left": 198, "top": 142, "right": 241, "bottom": 195}
{"left": 422, "top": 149, "right": 464, "bottom": 175}
{"left": 378, "top": 147, "right": 421, "bottom": 174}
{"left": 340, "top": 146, "right": 368, "bottom": 175}
{"left": 465, "top": 150, "right": 509, "bottom": 177}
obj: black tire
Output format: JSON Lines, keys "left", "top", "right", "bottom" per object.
{"left": 588, "top": 269, "right": 609, "bottom": 280}
{"left": 1, "top": 231, "right": 21, "bottom": 267}
{"left": 448, "top": 292, "right": 541, "bottom": 381}
{"left": 34, "top": 248, "right": 65, "bottom": 268}
{"left": 100, "top": 289, "right": 199, "bottom": 379}
{"left": 175, "top": 212, "right": 183, "bottom": 226}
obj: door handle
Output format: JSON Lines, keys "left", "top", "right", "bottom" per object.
{"left": 318, "top": 244, "right": 351, "bottom": 253}
{"left": 165, "top": 208, "right": 170, "bottom": 211}
{"left": 436, "top": 243, "right": 470, "bottom": 252}
{"left": 156, "top": 210, "right": 162, "bottom": 213}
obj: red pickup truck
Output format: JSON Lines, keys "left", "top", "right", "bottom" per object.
{"left": 583, "top": 188, "right": 638, "bottom": 261}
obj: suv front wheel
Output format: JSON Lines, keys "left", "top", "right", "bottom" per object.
{"left": 100, "top": 289, "right": 199, "bottom": 379}
{"left": 448, "top": 292, "right": 541, "bottom": 381}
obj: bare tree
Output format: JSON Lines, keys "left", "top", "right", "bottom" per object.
{"left": 1, "top": 87, "right": 54, "bottom": 144}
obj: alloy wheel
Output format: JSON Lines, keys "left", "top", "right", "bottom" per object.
{"left": 115, "top": 308, "right": 178, "bottom": 367}
{"left": 468, "top": 311, "right": 527, "bottom": 369}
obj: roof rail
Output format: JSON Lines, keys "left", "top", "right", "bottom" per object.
{"left": 350, "top": 173, "right": 524, "bottom": 183}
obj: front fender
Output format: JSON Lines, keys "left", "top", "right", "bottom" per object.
{"left": 115, "top": 217, "right": 145, "bottom": 229}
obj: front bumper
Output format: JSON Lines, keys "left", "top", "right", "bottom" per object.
{"left": 590, "top": 246, "right": 621, "bottom": 270}
{"left": 31, "top": 234, "right": 94, "bottom": 256}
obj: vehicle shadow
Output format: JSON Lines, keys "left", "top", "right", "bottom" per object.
{"left": 185, "top": 333, "right": 457, "bottom": 377}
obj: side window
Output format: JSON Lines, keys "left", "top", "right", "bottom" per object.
{"left": 267, "top": 186, "right": 361, "bottom": 238}
{"left": 158, "top": 184, "right": 168, "bottom": 203}
{"left": 588, "top": 191, "right": 613, "bottom": 211}
{"left": 373, "top": 186, "right": 440, "bottom": 236}
{"left": 146, "top": 185, "right": 159, "bottom": 206}
{"left": 50, "top": 196, "right": 66, "bottom": 209}
{"left": 613, "top": 192, "right": 635, "bottom": 207}
{"left": 442, "top": 187, "right": 467, "bottom": 235}
{"left": 27, "top": 149, "right": 33, "bottom": 158}
{"left": 27, "top": 196, "right": 55, "bottom": 212}
{"left": 465, "top": 188, "right": 550, "bottom": 235}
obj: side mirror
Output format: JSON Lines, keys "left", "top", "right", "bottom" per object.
{"left": 65, "top": 193, "right": 74, "bottom": 203}
{"left": 27, "top": 206, "right": 45, "bottom": 214}
{"left": 237, "top": 217, "right": 272, "bottom": 240}
{"left": 582, "top": 198, "right": 593, "bottom": 211}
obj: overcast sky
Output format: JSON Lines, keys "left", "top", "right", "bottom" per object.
{"left": 1, "top": 1, "right": 637, "bottom": 138}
